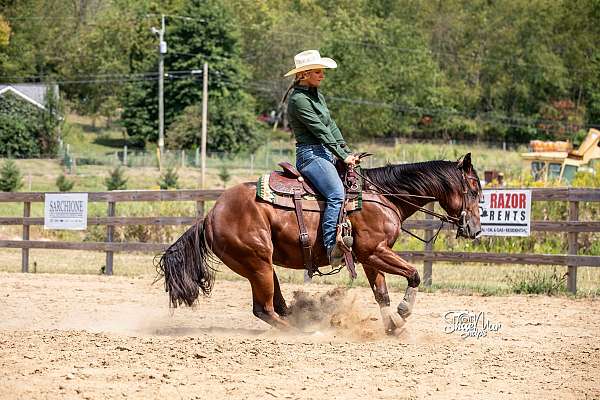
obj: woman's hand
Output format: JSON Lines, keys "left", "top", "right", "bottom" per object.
{"left": 344, "top": 154, "right": 359, "bottom": 165}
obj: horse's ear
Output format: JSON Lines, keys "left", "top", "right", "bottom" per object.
{"left": 457, "top": 153, "right": 473, "bottom": 172}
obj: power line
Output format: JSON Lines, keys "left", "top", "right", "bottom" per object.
{"left": 146, "top": 14, "right": 206, "bottom": 23}
{"left": 235, "top": 79, "right": 599, "bottom": 130}
{"left": 0, "top": 72, "right": 158, "bottom": 81}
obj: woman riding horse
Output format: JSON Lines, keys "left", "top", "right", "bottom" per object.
{"left": 157, "top": 149, "right": 482, "bottom": 335}
{"left": 157, "top": 52, "right": 483, "bottom": 335}
{"left": 285, "top": 50, "right": 359, "bottom": 267}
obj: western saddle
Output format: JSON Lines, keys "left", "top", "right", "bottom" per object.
{"left": 265, "top": 161, "right": 362, "bottom": 278}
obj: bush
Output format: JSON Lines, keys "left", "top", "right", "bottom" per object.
{"left": 0, "top": 90, "right": 60, "bottom": 157}
{"left": 506, "top": 268, "right": 567, "bottom": 295}
{"left": 0, "top": 160, "right": 23, "bottom": 192}
{"left": 158, "top": 167, "right": 179, "bottom": 190}
{"left": 104, "top": 166, "right": 127, "bottom": 190}
{"left": 56, "top": 174, "right": 75, "bottom": 192}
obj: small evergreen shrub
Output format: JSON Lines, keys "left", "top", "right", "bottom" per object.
{"left": 158, "top": 167, "right": 179, "bottom": 190}
{"left": 104, "top": 166, "right": 127, "bottom": 190}
{"left": 218, "top": 163, "right": 231, "bottom": 188}
{"left": 0, "top": 160, "right": 23, "bottom": 192}
{"left": 56, "top": 173, "right": 74, "bottom": 192}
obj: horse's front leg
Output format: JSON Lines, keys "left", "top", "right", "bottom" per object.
{"left": 363, "top": 242, "right": 420, "bottom": 320}
{"left": 363, "top": 264, "right": 406, "bottom": 335}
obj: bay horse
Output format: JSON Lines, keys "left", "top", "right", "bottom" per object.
{"left": 157, "top": 153, "right": 482, "bottom": 334}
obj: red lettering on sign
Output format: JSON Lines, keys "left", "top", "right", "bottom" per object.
{"left": 520, "top": 193, "right": 526, "bottom": 208}
{"left": 487, "top": 192, "right": 527, "bottom": 210}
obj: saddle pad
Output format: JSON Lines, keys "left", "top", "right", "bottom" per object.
{"left": 256, "top": 173, "right": 362, "bottom": 212}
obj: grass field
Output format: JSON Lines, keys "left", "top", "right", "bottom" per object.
{"left": 0, "top": 248, "right": 598, "bottom": 297}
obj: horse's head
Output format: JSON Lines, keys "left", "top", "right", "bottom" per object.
{"left": 443, "top": 153, "right": 482, "bottom": 239}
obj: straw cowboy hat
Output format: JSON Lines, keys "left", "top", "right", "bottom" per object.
{"left": 284, "top": 50, "right": 337, "bottom": 77}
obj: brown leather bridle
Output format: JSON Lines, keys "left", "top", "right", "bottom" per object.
{"left": 456, "top": 171, "right": 482, "bottom": 238}
{"left": 355, "top": 166, "right": 481, "bottom": 241}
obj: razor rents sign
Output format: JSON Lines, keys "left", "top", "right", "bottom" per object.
{"left": 480, "top": 190, "right": 531, "bottom": 236}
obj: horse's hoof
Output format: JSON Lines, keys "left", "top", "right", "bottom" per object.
{"left": 380, "top": 306, "right": 406, "bottom": 332}
{"left": 397, "top": 287, "right": 418, "bottom": 318}
{"left": 386, "top": 326, "right": 406, "bottom": 337}
{"left": 397, "top": 301, "right": 412, "bottom": 319}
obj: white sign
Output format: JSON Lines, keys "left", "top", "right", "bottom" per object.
{"left": 44, "top": 193, "right": 88, "bottom": 230}
{"left": 480, "top": 190, "right": 531, "bottom": 236}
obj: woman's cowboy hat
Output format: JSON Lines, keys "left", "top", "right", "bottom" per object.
{"left": 284, "top": 50, "right": 337, "bottom": 77}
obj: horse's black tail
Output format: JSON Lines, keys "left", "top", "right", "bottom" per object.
{"left": 155, "top": 218, "right": 215, "bottom": 308}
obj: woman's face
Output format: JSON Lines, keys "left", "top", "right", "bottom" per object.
{"left": 301, "top": 69, "right": 324, "bottom": 87}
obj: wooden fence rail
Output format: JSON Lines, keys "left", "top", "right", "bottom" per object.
{"left": 0, "top": 188, "right": 598, "bottom": 293}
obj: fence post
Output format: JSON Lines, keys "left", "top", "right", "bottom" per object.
{"left": 567, "top": 200, "right": 579, "bottom": 293}
{"left": 423, "top": 203, "right": 434, "bottom": 287}
{"left": 105, "top": 201, "right": 115, "bottom": 275}
{"left": 22, "top": 201, "right": 30, "bottom": 273}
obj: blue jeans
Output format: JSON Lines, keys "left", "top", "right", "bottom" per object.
{"left": 296, "top": 144, "right": 344, "bottom": 250}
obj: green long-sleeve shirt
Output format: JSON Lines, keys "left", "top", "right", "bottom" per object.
{"left": 287, "top": 85, "right": 352, "bottom": 160}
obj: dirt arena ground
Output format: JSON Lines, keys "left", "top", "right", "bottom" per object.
{"left": 0, "top": 272, "right": 598, "bottom": 400}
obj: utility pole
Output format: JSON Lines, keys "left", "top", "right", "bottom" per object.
{"left": 200, "top": 62, "right": 208, "bottom": 188}
{"left": 152, "top": 15, "right": 167, "bottom": 169}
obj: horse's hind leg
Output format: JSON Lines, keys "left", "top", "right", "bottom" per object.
{"left": 363, "top": 264, "right": 405, "bottom": 335}
{"left": 216, "top": 250, "right": 291, "bottom": 330}
{"left": 272, "top": 270, "right": 289, "bottom": 317}
{"left": 249, "top": 267, "right": 292, "bottom": 330}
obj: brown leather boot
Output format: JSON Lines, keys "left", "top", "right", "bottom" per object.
{"left": 328, "top": 244, "right": 345, "bottom": 267}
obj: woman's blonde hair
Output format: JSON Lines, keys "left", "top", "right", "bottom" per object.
{"left": 295, "top": 70, "right": 309, "bottom": 83}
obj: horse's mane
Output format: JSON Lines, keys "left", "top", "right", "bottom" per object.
{"left": 362, "top": 160, "right": 472, "bottom": 197}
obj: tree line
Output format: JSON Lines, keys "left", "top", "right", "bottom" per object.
{"left": 1, "top": 0, "right": 598, "bottom": 156}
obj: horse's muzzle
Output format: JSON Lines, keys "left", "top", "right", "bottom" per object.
{"left": 457, "top": 223, "right": 481, "bottom": 240}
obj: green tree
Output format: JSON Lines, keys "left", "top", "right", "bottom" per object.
{"left": 122, "top": 0, "right": 261, "bottom": 154}
{"left": 56, "top": 173, "right": 74, "bottom": 192}
{"left": 104, "top": 166, "right": 127, "bottom": 190}
{"left": 0, "top": 93, "right": 42, "bottom": 157}
{"left": 0, "top": 160, "right": 23, "bottom": 192}
{"left": 320, "top": 1, "right": 446, "bottom": 139}
{"left": 230, "top": 0, "right": 327, "bottom": 114}
{"left": 0, "top": 90, "right": 60, "bottom": 157}
{"left": 57, "top": 0, "right": 158, "bottom": 122}
{"left": 158, "top": 167, "right": 179, "bottom": 189}
{"left": 218, "top": 163, "right": 231, "bottom": 188}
